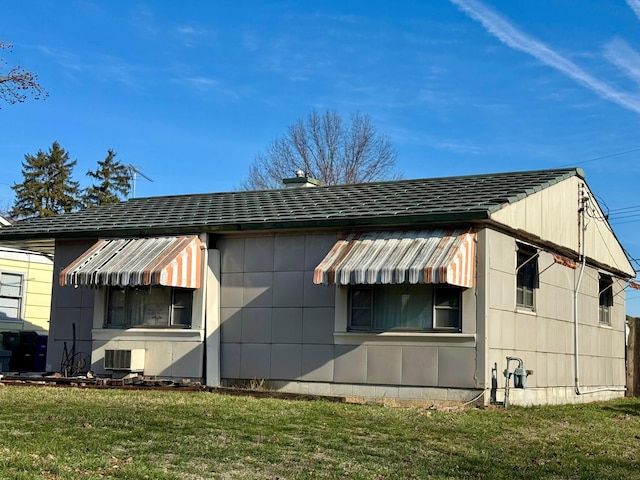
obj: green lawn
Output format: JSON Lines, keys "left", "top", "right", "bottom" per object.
{"left": 0, "top": 386, "right": 638, "bottom": 479}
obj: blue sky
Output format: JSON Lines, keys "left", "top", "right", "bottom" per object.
{"left": 2, "top": 1, "right": 640, "bottom": 313}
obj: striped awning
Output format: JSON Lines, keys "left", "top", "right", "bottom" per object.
{"left": 60, "top": 236, "right": 202, "bottom": 288}
{"left": 313, "top": 230, "right": 476, "bottom": 287}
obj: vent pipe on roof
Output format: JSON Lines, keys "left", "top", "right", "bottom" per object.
{"left": 282, "top": 169, "right": 322, "bottom": 188}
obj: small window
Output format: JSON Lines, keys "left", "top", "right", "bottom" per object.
{"left": 599, "top": 276, "right": 613, "bottom": 325}
{"left": 348, "top": 284, "right": 462, "bottom": 332}
{"left": 434, "top": 287, "right": 461, "bottom": 329}
{"left": 171, "top": 289, "right": 193, "bottom": 327}
{"left": 106, "top": 286, "right": 193, "bottom": 328}
{"left": 516, "top": 246, "right": 538, "bottom": 310}
{"left": 350, "top": 287, "right": 373, "bottom": 330}
{"left": 0, "top": 272, "right": 24, "bottom": 321}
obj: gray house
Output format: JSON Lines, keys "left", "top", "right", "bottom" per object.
{"left": 0, "top": 168, "right": 634, "bottom": 406}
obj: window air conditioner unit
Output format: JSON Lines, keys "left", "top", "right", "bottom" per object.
{"left": 104, "top": 349, "right": 145, "bottom": 371}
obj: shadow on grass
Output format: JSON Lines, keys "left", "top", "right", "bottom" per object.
{"left": 601, "top": 397, "right": 640, "bottom": 417}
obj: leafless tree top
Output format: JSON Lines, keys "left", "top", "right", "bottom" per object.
{"left": 0, "top": 42, "right": 48, "bottom": 108}
{"left": 240, "top": 109, "right": 401, "bottom": 190}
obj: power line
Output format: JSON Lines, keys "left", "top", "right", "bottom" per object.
{"left": 610, "top": 218, "right": 640, "bottom": 225}
{"left": 609, "top": 212, "right": 640, "bottom": 221}
{"left": 608, "top": 204, "right": 640, "bottom": 213}
{"left": 561, "top": 146, "right": 640, "bottom": 167}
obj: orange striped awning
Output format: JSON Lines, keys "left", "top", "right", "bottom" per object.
{"left": 313, "top": 230, "right": 476, "bottom": 288}
{"left": 60, "top": 236, "right": 202, "bottom": 288}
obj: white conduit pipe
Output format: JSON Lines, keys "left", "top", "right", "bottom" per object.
{"left": 573, "top": 226, "right": 626, "bottom": 396}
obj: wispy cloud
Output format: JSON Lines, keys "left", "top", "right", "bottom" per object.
{"left": 174, "top": 25, "right": 213, "bottom": 47}
{"left": 387, "top": 125, "right": 482, "bottom": 154}
{"left": 603, "top": 37, "right": 640, "bottom": 86}
{"left": 37, "top": 45, "right": 76, "bottom": 63}
{"left": 450, "top": 0, "right": 640, "bottom": 113}
{"left": 242, "top": 31, "right": 259, "bottom": 52}
{"left": 176, "top": 26, "right": 200, "bottom": 36}
{"left": 37, "top": 46, "right": 143, "bottom": 88}
{"left": 173, "top": 76, "right": 242, "bottom": 101}
{"left": 130, "top": 6, "right": 159, "bottom": 39}
{"left": 626, "top": 0, "right": 640, "bottom": 21}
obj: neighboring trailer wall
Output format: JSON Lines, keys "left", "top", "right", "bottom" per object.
{"left": 48, "top": 240, "right": 95, "bottom": 372}
{"left": 219, "top": 232, "right": 481, "bottom": 402}
{"left": 484, "top": 229, "right": 626, "bottom": 405}
{"left": 0, "top": 247, "right": 53, "bottom": 334}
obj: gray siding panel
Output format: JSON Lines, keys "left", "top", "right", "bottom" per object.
{"left": 274, "top": 235, "right": 305, "bottom": 271}
{"left": 401, "top": 346, "right": 438, "bottom": 386}
{"left": 301, "top": 344, "right": 334, "bottom": 381}
{"left": 240, "top": 343, "right": 271, "bottom": 379}
{"left": 241, "top": 308, "right": 272, "bottom": 343}
{"left": 334, "top": 345, "right": 367, "bottom": 383}
{"left": 366, "top": 345, "right": 402, "bottom": 385}
{"left": 271, "top": 344, "right": 302, "bottom": 379}
{"left": 302, "top": 307, "right": 335, "bottom": 344}
{"left": 271, "top": 308, "right": 303, "bottom": 344}
{"left": 273, "top": 271, "right": 304, "bottom": 307}
{"left": 244, "top": 237, "right": 274, "bottom": 272}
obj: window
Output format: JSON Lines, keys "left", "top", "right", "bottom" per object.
{"left": 105, "top": 286, "right": 193, "bottom": 328}
{"left": 599, "top": 276, "right": 613, "bottom": 325}
{"left": 434, "top": 287, "right": 461, "bottom": 329}
{"left": 516, "top": 246, "right": 538, "bottom": 310}
{"left": 348, "top": 284, "right": 462, "bottom": 332}
{"left": 0, "top": 272, "right": 24, "bottom": 321}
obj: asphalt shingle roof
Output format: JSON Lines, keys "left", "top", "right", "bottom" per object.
{"left": 0, "top": 168, "right": 583, "bottom": 240}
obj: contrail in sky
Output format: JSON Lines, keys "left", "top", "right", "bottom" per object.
{"left": 450, "top": 0, "right": 640, "bottom": 114}
{"left": 626, "top": 0, "right": 640, "bottom": 21}
{"left": 603, "top": 38, "right": 640, "bottom": 87}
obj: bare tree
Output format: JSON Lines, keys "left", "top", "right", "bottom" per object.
{"left": 240, "top": 109, "right": 401, "bottom": 189}
{"left": 0, "top": 42, "right": 47, "bottom": 108}
{"left": 0, "top": 202, "right": 14, "bottom": 222}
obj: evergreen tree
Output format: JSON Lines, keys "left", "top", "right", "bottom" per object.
{"left": 82, "top": 149, "right": 131, "bottom": 207}
{"left": 11, "top": 141, "right": 80, "bottom": 219}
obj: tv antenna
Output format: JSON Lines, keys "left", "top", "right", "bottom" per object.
{"left": 127, "top": 165, "right": 153, "bottom": 198}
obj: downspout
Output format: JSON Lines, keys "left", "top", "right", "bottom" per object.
{"left": 573, "top": 186, "right": 626, "bottom": 396}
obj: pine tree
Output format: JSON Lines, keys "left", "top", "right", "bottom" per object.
{"left": 11, "top": 141, "right": 80, "bottom": 219}
{"left": 82, "top": 149, "right": 131, "bottom": 207}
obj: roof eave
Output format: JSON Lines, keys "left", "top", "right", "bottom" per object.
{"left": 0, "top": 211, "right": 492, "bottom": 240}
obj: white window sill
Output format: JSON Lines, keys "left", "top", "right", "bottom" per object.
{"left": 92, "top": 328, "right": 204, "bottom": 342}
{"left": 334, "top": 331, "right": 476, "bottom": 346}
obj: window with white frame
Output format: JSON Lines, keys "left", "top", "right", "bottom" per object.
{"left": 598, "top": 275, "right": 613, "bottom": 326}
{"left": 348, "top": 284, "right": 462, "bottom": 332}
{"left": 105, "top": 286, "right": 193, "bottom": 328}
{"left": 516, "top": 245, "right": 538, "bottom": 310}
{"left": 0, "top": 272, "right": 24, "bottom": 321}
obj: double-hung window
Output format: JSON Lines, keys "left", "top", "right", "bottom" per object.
{"left": 516, "top": 246, "right": 538, "bottom": 311}
{"left": 598, "top": 276, "right": 613, "bottom": 326}
{"left": 0, "top": 272, "right": 24, "bottom": 321}
{"left": 348, "top": 284, "right": 462, "bottom": 332}
{"left": 105, "top": 286, "right": 193, "bottom": 328}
